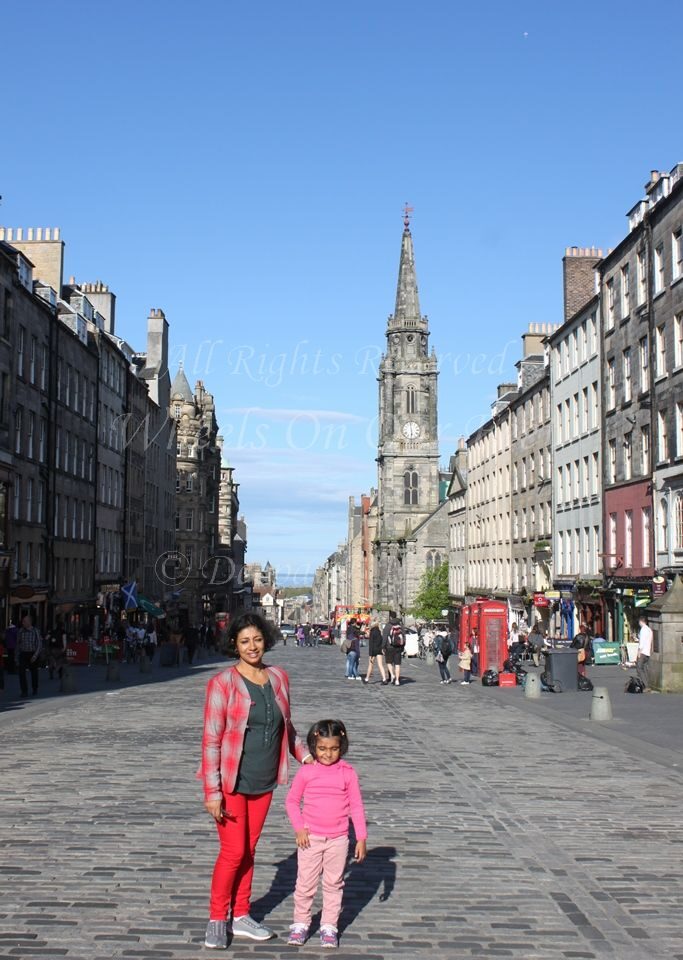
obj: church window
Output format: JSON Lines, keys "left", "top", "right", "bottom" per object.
{"left": 406, "top": 385, "right": 417, "bottom": 414}
{"left": 174, "top": 403, "right": 182, "bottom": 420}
{"left": 404, "top": 470, "right": 418, "bottom": 505}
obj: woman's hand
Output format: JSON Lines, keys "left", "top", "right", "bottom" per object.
{"left": 205, "top": 799, "right": 224, "bottom": 822}
{"left": 353, "top": 840, "right": 367, "bottom": 863}
{"left": 295, "top": 828, "right": 310, "bottom": 849}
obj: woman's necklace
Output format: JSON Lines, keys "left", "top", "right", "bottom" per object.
{"left": 236, "top": 663, "right": 268, "bottom": 686}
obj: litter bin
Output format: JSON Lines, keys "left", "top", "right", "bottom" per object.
{"left": 544, "top": 649, "right": 578, "bottom": 692}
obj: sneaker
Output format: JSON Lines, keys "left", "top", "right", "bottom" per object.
{"left": 205, "top": 920, "right": 228, "bottom": 949}
{"left": 460, "top": 680, "right": 469, "bottom": 685}
{"left": 320, "top": 925, "right": 339, "bottom": 948}
{"left": 232, "top": 915, "right": 274, "bottom": 941}
{"left": 287, "top": 924, "right": 309, "bottom": 946}
{"left": 355, "top": 675, "right": 363, "bottom": 680}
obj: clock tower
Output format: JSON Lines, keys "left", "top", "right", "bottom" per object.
{"left": 374, "top": 213, "right": 441, "bottom": 611}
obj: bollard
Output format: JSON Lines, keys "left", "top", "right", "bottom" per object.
{"left": 139, "top": 654, "right": 152, "bottom": 674}
{"left": 524, "top": 673, "right": 541, "bottom": 699}
{"left": 106, "top": 660, "right": 121, "bottom": 682}
{"left": 60, "top": 666, "right": 77, "bottom": 694}
{"left": 590, "top": 686, "right": 613, "bottom": 722}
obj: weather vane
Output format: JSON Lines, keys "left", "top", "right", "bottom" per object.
{"left": 403, "top": 202, "right": 414, "bottom": 228}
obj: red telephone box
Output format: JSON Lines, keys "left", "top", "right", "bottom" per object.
{"left": 459, "top": 598, "right": 508, "bottom": 673}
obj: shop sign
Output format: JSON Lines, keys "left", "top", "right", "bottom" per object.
{"left": 545, "top": 590, "right": 560, "bottom": 600}
{"left": 652, "top": 576, "right": 667, "bottom": 598}
{"left": 533, "top": 592, "right": 550, "bottom": 607}
{"left": 65, "top": 642, "right": 90, "bottom": 665}
{"left": 592, "top": 641, "right": 621, "bottom": 665}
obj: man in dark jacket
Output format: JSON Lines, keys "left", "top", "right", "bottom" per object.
{"left": 382, "top": 612, "right": 405, "bottom": 686}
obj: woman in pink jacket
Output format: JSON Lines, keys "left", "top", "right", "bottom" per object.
{"left": 201, "top": 613, "right": 310, "bottom": 950}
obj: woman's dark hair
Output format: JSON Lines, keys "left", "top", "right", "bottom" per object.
{"left": 307, "top": 719, "right": 349, "bottom": 757}
{"left": 225, "top": 612, "right": 277, "bottom": 656}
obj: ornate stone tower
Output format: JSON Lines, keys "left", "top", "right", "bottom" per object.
{"left": 374, "top": 214, "right": 440, "bottom": 611}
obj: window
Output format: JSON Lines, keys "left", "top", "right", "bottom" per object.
{"left": 556, "top": 467, "right": 562, "bottom": 505}
{"left": 637, "top": 248, "right": 647, "bottom": 305}
{"left": 642, "top": 507, "right": 651, "bottom": 567}
{"left": 29, "top": 336, "right": 37, "bottom": 383}
{"left": 656, "top": 324, "right": 667, "bottom": 377}
{"left": 581, "top": 387, "right": 589, "bottom": 433}
{"left": 589, "top": 313, "right": 598, "bottom": 354}
{"left": 608, "top": 438, "right": 617, "bottom": 482}
{"left": 639, "top": 337, "right": 649, "bottom": 392}
{"left": 675, "top": 313, "right": 683, "bottom": 368}
{"left": 37, "top": 482, "right": 45, "bottom": 524}
{"left": 573, "top": 460, "right": 580, "bottom": 500}
{"left": 582, "top": 455, "right": 589, "bottom": 497}
{"left": 14, "top": 477, "right": 21, "bottom": 520}
{"left": 659, "top": 498, "right": 668, "bottom": 552}
{"left": 404, "top": 469, "right": 418, "bottom": 505}
{"left": 607, "top": 358, "right": 616, "bottom": 409}
{"left": 658, "top": 410, "right": 668, "bottom": 462}
{"left": 641, "top": 424, "right": 650, "bottom": 474}
{"left": 39, "top": 419, "right": 46, "bottom": 462}
{"left": 41, "top": 344, "right": 48, "bottom": 391}
{"left": 176, "top": 473, "right": 181, "bottom": 493}
{"left": 555, "top": 403, "right": 562, "bottom": 440}
{"left": 174, "top": 403, "right": 182, "bottom": 420}
{"left": 591, "top": 382, "right": 599, "bottom": 428}
{"left": 184, "top": 509, "right": 193, "bottom": 531}
{"left": 621, "top": 263, "right": 630, "bottom": 317}
{"left": 592, "top": 452, "right": 599, "bottom": 495}
{"left": 674, "top": 228, "right": 683, "bottom": 281}
{"left": 580, "top": 320, "right": 587, "bottom": 361}
{"left": 406, "top": 385, "right": 417, "bottom": 414}
{"left": 572, "top": 394, "right": 579, "bottom": 436}
{"left": 624, "top": 511, "right": 633, "bottom": 568}
{"left": 624, "top": 431, "right": 632, "bottom": 480}
{"left": 677, "top": 401, "right": 683, "bottom": 457}
{"left": 185, "top": 474, "right": 193, "bottom": 492}
{"left": 623, "top": 348, "right": 632, "bottom": 402}
{"left": 654, "top": 243, "right": 665, "bottom": 293}
{"left": 557, "top": 532, "right": 564, "bottom": 575}
{"left": 54, "top": 494, "right": 60, "bottom": 536}
{"left": 27, "top": 412, "right": 35, "bottom": 459}
{"left": 17, "top": 325, "right": 25, "bottom": 377}
{"left": 14, "top": 407, "right": 22, "bottom": 455}
{"left": 676, "top": 496, "right": 683, "bottom": 551}
{"left": 609, "top": 512, "right": 617, "bottom": 556}
{"left": 606, "top": 278, "right": 615, "bottom": 329}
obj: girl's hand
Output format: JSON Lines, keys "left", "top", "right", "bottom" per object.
{"left": 205, "top": 799, "right": 224, "bottom": 822}
{"left": 295, "top": 828, "right": 310, "bottom": 849}
{"left": 353, "top": 840, "right": 367, "bottom": 863}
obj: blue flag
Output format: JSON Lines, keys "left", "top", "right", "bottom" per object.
{"left": 121, "top": 581, "right": 138, "bottom": 610}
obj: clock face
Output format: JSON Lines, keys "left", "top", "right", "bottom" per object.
{"left": 402, "top": 421, "right": 421, "bottom": 440}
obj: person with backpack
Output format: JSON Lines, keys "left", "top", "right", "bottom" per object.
{"left": 434, "top": 630, "right": 453, "bottom": 683}
{"left": 343, "top": 619, "right": 361, "bottom": 680}
{"left": 382, "top": 613, "right": 405, "bottom": 686}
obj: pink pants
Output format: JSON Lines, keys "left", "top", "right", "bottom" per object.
{"left": 209, "top": 791, "right": 272, "bottom": 919}
{"left": 293, "top": 834, "right": 349, "bottom": 929}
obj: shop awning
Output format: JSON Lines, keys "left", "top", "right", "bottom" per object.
{"left": 137, "top": 595, "right": 166, "bottom": 618}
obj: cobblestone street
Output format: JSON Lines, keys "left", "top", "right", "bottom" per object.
{"left": 1, "top": 647, "right": 682, "bottom": 959}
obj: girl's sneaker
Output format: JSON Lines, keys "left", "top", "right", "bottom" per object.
{"left": 320, "top": 925, "right": 339, "bottom": 948}
{"left": 287, "top": 924, "right": 309, "bottom": 946}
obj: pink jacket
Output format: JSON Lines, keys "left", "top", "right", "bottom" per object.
{"left": 201, "top": 664, "right": 307, "bottom": 802}
{"left": 285, "top": 759, "right": 367, "bottom": 840}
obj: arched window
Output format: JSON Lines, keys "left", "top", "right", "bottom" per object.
{"left": 659, "top": 498, "right": 668, "bottom": 552}
{"left": 404, "top": 469, "right": 418, "bottom": 505}
{"left": 675, "top": 494, "right": 683, "bottom": 550}
{"left": 406, "top": 385, "right": 417, "bottom": 414}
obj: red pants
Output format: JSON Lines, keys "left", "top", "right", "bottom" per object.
{"left": 209, "top": 791, "right": 272, "bottom": 920}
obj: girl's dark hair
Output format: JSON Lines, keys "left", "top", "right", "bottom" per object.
{"left": 225, "top": 612, "right": 277, "bottom": 656}
{"left": 307, "top": 719, "right": 349, "bottom": 757}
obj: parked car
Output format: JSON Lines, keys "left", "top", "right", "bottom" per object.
{"left": 279, "top": 623, "right": 296, "bottom": 639}
{"left": 313, "top": 624, "right": 333, "bottom": 644}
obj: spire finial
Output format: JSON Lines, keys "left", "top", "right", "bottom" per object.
{"left": 403, "top": 202, "right": 414, "bottom": 229}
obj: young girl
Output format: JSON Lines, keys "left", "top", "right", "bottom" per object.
{"left": 285, "top": 719, "right": 367, "bottom": 949}
{"left": 459, "top": 641, "right": 473, "bottom": 684}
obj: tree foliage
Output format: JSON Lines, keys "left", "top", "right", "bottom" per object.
{"left": 411, "top": 561, "right": 449, "bottom": 620}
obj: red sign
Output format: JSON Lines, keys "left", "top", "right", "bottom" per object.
{"left": 65, "top": 642, "right": 90, "bottom": 665}
{"left": 533, "top": 593, "right": 550, "bottom": 608}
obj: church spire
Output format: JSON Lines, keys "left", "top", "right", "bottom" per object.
{"left": 392, "top": 205, "right": 423, "bottom": 326}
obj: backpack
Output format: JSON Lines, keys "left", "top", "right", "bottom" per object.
{"left": 389, "top": 624, "right": 404, "bottom": 648}
{"left": 625, "top": 677, "right": 645, "bottom": 694}
{"left": 439, "top": 636, "right": 451, "bottom": 658}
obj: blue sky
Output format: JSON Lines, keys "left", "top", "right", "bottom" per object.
{"left": 2, "top": 0, "right": 681, "bottom": 583}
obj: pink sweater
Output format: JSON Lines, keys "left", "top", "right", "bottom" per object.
{"left": 285, "top": 759, "right": 367, "bottom": 841}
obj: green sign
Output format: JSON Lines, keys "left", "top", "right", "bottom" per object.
{"left": 592, "top": 641, "right": 621, "bottom": 665}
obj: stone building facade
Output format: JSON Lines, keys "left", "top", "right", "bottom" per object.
{"left": 170, "top": 368, "right": 221, "bottom": 626}
{"left": 549, "top": 256, "right": 604, "bottom": 637}
{"left": 446, "top": 440, "right": 467, "bottom": 607}
{"left": 599, "top": 165, "right": 683, "bottom": 643}
{"left": 0, "top": 246, "right": 14, "bottom": 618}
{"left": 374, "top": 218, "right": 446, "bottom": 613}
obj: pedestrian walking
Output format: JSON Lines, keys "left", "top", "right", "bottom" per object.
{"left": 382, "top": 612, "right": 405, "bottom": 686}
{"left": 636, "top": 614, "right": 653, "bottom": 691}
{"left": 17, "top": 616, "right": 43, "bottom": 699}
{"left": 469, "top": 628, "right": 479, "bottom": 676}
{"left": 363, "top": 620, "right": 388, "bottom": 684}
{"left": 47, "top": 627, "right": 67, "bottom": 680}
{"left": 343, "top": 619, "right": 361, "bottom": 680}
{"left": 200, "top": 612, "right": 311, "bottom": 950}
{"left": 285, "top": 719, "right": 367, "bottom": 949}
{"left": 434, "top": 631, "right": 453, "bottom": 683}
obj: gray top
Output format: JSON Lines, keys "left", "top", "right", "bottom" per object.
{"left": 234, "top": 677, "right": 284, "bottom": 795}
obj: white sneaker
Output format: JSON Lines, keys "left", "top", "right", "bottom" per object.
{"left": 460, "top": 681, "right": 469, "bottom": 685}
